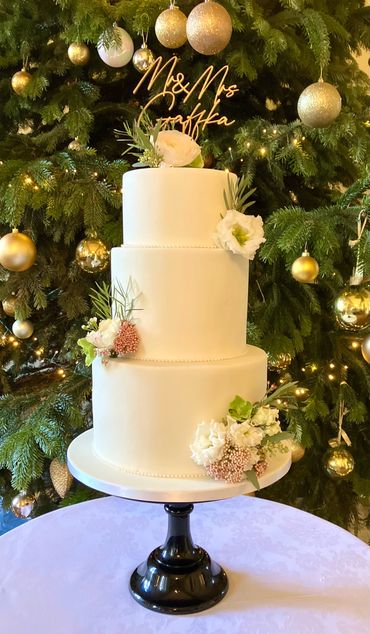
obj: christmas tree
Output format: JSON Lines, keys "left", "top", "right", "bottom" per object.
{"left": 0, "top": 1, "right": 369, "bottom": 531}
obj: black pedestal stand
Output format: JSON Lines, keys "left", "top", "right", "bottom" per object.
{"left": 130, "top": 502, "right": 228, "bottom": 614}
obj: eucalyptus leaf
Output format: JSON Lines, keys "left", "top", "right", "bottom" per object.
{"left": 244, "top": 469, "right": 260, "bottom": 490}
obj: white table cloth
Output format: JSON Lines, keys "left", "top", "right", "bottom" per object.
{"left": 0, "top": 495, "right": 369, "bottom": 634}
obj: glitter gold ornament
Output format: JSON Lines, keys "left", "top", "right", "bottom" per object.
{"left": 11, "top": 68, "right": 32, "bottom": 95}
{"left": 323, "top": 440, "right": 354, "bottom": 479}
{"left": 361, "top": 334, "right": 370, "bottom": 363}
{"left": 186, "top": 0, "right": 232, "bottom": 56}
{"left": 11, "top": 491, "right": 35, "bottom": 519}
{"left": 50, "top": 458, "right": 73, "bottom": 498}
{"left": 290, "top": 439, "right": 305, "bottom": 463}
{"left": 297, "top": 78, "right": 341, "bottom": 128}
{"left": 68, "top": 42, "right": 90, "bottom": 66}
{"left": 2, "top": 297, "right": 17, "bottom": 316}
{"left": 267, "top": 351, "right": 292, "bottom": 371}
{"left": 0, "top": 229, "right": 37, "bottom": 272}
{"left": 68, "top": 138, "right": 82, "bottom": 151}
{"left": 155, "top": 4, "right": 188, "bottom": 49}
{"left": 132, "top": 44, "right": 156, "bottom": 73}
{"left": 291, "top": 250, "right": 319, "bottom": 284}
{"left": 97, "top": 25, "right": 134, "bottom": 67}
{"left": 75, "top": 235, "right": 109, "bottom": 273}
{"left": 12, "top": 319, "right": 33, "bottom": 339}
{"left": 334, "top": 285, "right": 370, "bottom": 331}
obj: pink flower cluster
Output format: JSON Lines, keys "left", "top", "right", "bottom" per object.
{"left": 205, "top": 443, "right": 267, "bottom": 484}
{"left": 113, "top": 321, "right": 140, "bottom": 355}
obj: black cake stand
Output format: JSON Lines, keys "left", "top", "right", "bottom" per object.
{"left": 67, "top": 429, "right": 291, "bottom": 614}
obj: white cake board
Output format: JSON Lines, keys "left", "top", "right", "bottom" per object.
{"left": 68, "top": 429, "right": 291, "bottom": 503}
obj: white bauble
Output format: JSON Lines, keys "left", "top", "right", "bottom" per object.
{"left": 12, "top": 319, "right": 34, "bottom": 339}
{"left": 97, "top": 26, "right": 134, "bottom": 67}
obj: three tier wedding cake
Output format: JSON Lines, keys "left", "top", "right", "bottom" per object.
{"left": 78, "top": 129, "right": 287, "bottom": 486}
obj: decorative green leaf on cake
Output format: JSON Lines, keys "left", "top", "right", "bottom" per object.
{"left": 116, "top": 115, "right": 203, "bottom": 169}
{"left": 223, "top": 173, "right": 257, "bottom": 215}
{"left": 190, "top": 382, "right": 297, "bottom": 486}
{"left": 77, "top": 338, "right": 96, "bottom": 367}
{"left": 78, "top": 279, "right": 141, "bottom": 366}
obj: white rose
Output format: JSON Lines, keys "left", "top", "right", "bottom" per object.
{"left": 155, "top": 130, "right": 201, "bottom": 167}
{"left": 228, "top": 420, "right": 264, "bottom": 448}
{"left": 190, "top": 420, "right": 226, "bottom": 467}
{"left": 85, "top": 318, "right": 121, "bottom": 349}
{"left": 215, "top": 210, "right": 266, "bottom": 259}
{"left": 252, "top": 406, "right": 280, "bottom": 427}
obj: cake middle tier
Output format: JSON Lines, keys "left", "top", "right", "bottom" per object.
{"left": 112, "top": 246, "right": 249, "bottom": 361}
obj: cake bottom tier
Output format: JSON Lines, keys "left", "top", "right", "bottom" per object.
{"left": 92, "top": 346, "right": 267, "bottom": 479}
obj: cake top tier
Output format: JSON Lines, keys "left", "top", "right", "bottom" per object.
{"left": 122, "top": 167, "right": 236, "bottom": 248}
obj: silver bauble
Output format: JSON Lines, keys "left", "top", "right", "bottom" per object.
{"left": 11, "top": 491, "right": 35, "bottom": 519}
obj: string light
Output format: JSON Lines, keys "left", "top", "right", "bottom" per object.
{"left": 259, "top": 147, "right": 267, "bottom": 157}
{"left": 24, "top": 175, "right": 33, "bottom": 185}
{"left": 328, "top": 373, "right": 335, "bottom": 381}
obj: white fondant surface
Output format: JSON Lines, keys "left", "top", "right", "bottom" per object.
{"left": 111, "top": 247, "right": 249, "bottom": 360}
{"left": 92, "top": 348, "right": 267, "bottom": 478}
{"left": 68, "top": 429, "right": 291, "bottom": 502}
{"left": 122, "top": 168, "right": 236, "bottom": 247}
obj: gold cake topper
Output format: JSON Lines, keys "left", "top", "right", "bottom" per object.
{"left": 133, "top": 55, "right": 239, "bottom": 140}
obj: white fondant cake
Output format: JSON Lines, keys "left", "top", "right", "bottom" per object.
{"left": 92, "top": 167, "right": 267, "bottom": 478}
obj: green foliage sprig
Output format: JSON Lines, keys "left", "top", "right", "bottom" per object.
{"left": 115, "top": 114, "right": 163, "bottom": 168}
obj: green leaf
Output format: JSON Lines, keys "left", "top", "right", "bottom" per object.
{"left": 228, "top": 395, "right": 253, "bottom": 420}
{"left": 244, "top": 469, "right": 260, "bottom": 490}
{"left": 188, "top": 153, "right": 204, "bottom": 168}
{"left": 77, "top": 338, "right": 96, "bottom": 367}
{"left": 262, "top": 431, "right": 292, "bottom": 445}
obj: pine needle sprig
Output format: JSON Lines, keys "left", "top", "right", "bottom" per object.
{"left": 224, "top": 172, "right": 256, "bottom": 214}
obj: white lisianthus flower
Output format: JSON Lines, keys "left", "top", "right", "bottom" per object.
{"left": 228, "top": 420, "right": 264, "bottom": 448}
{"left": 190, "top": 420, "right": 226, "bottom": 466}
{"left": 252, "top": 406, "right": 280, "bottom": 427}
{"left": 85, "top": 318, "right": 121, "bottom": 349}
{"left": 215, "top": 210, "right": 266, "bottom": 260}
{"left": 155, "top": 130, "right": 202, "bottom": 167}
{"left": 263, "top": 422, "right": 282, "bottom": 437}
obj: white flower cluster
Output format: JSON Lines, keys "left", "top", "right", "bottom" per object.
{"left": 190, "top": 405, "right": 281, "bottom": 469}
{"left": 85, "top": 318, "right": 121, "bottom": 350}
{"left": 215, "top": 210, "right": 266, "bottom": 260}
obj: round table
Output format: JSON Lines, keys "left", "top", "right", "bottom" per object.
{"left": 0, "top": 496, "right": 369, "bottom": 634}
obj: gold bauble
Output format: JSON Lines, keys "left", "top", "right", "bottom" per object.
{"left": 155, "top": 5, "right": 188, "bottom": 49}
{"left": 2, "top": 297, "right": 17, "bottom": 316}
{"left": 323, "top": 442, "right": 355, "bottom": 479}
{"left": 291, "top": 250, "right": 319, "bottom": 284}
{"left": 132, "top": 44, "right": 156, "bottom": 73}
{"left": 11, "top": 491, "right": 35, "bottom": 519}
{"left": 11, "top": 68, "right": 32, "bottom": 95}
{"left": 334, "top": 285, "right": 370, "bottom": 331}
{"left": 67, "top": 42, "right": 90, "bottom": 66}
{"left": 50, "top": 458, "right": 74, "bottom": 498}
{"left": 12, "top": 319, "right": 33, "bottom": 339}
{"left": 75, "top": 236, "right": 109, "bottom": 273}
{"left": 186, "top": 0, "right": 232, "bottom": 55}
{"left": 297, "top": 79, "right": 342, "bottom": 128}
{"left": 290, "top": 439, "right": 305, "bottom": 463}
{"left": 361, "top": 334, "right": 370, "bottom": 363}
{"left": 0, "top": 229, "right": 37, "bottom": 272}
{"left": 267, "top": 351, "right": 292, "bottom": 371}
{"left": 68, "top": 138, "right": 82, "bottom": 151}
